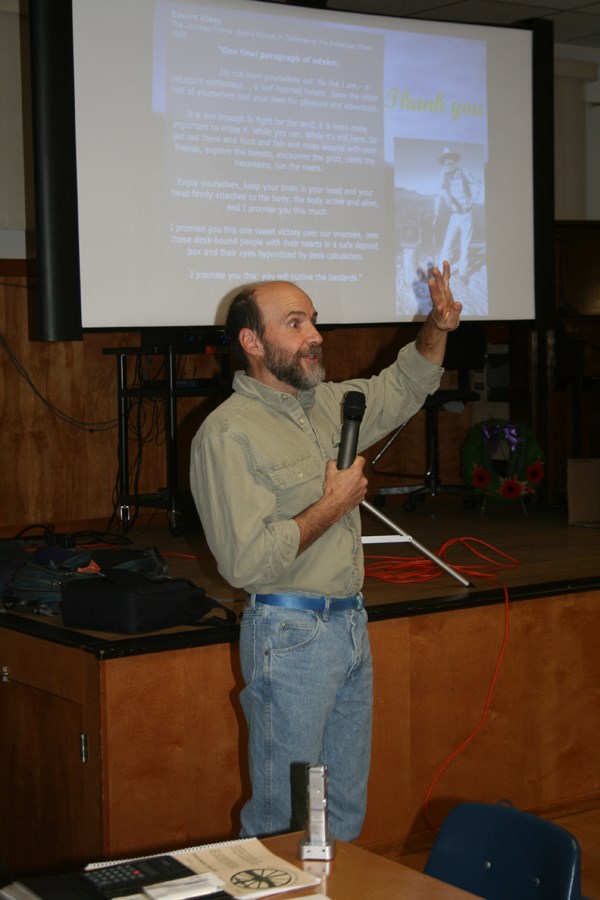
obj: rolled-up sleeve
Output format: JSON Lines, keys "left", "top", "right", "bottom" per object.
{"left": 317, "top": 342, "right": 443, "bottom": 454}
{"left": 360, "top": 342, "right": 443, "bottom": 448}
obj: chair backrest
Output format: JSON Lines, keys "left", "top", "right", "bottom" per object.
{"left": 424, "top": 801, "right": 583, "bottom": 900}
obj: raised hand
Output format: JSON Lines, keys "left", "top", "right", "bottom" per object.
{"left": 428, "top": 260, "right": 462, "bottom": 332}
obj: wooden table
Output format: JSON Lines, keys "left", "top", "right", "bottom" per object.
{"left": 262, "top": 832, "right": 479, "bottom": 899}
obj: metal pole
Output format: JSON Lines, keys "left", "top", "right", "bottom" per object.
{"left": 361, "top": 499, "right": 471, "bottom": 588}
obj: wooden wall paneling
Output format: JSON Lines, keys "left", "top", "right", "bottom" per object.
{"left": 80, "top": 646, "right": 105, "bottom": 867}
{"left": 422, "top": 592, "right": 600, "bottom": 817}
{"left": 3, "top": 281, "right": 90, "bottom": 522}
{"left": 322, "top": 324, "right": 414, "bottom": 384}
{"left": 100, "top": 641, "right": 247, "bottom": 857}
{"left": 0, "top": 269, "right": 477, "bottom": 529}
{"left": 78, "top": 332, "right": 134, "bottom": 515}
{"left": 0, "top": 275, "right": 164, "bottom": 530}
{"left": 362, "top": 375, "right": 472, "bottom": 499}
{"left": 176, "top": 345, "right": 237, "bottom": 494}
{"left": 359, "top": 591, "right": 600, "bottom": 852}
{"left": 407, "top": 602, "right": 515, "bottom": 834}
{"left": 2, "top": 585, "right": 599, "bottom": 870}
{"left": 363, "top": 617, "right": 413, "bottom": 844}
{"left": 365, "top": 413, "right": 427, "bottom": 499}
{"left": 492, "top": 592, "right": 600, "bottom": 812}
{"left": 0, "top": 629, "right": 103, "bottom": 873}
{"left": 1, "top": 681, "right": 89, "bottom": 872}
{"left": 16, "top": 253, "right": 597, "bottom": 530}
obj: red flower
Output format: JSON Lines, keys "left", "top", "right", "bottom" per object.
{"left": 499, "top": 477, "right": 524, "bottom": 499}
{"left": 527, "top": 460, "right": 545, "bottom": 483}
{"left": 472, "top": 466, "right": 491, "bottom": 488}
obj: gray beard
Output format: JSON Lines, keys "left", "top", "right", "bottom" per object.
{"left": 263, "top": 339, "right": 325, "bottom": 391}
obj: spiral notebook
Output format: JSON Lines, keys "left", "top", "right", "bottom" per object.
{"left": 86, "top": 837, "right": 321, "bottom": 900}
{"left": 0, "top": 839, "right": 322, "bottom": 900}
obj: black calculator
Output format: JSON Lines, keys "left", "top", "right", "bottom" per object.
{"left": 80, "top": 855, "right": 196, "bottom": 898}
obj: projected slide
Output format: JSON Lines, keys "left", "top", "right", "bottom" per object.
{"left": 70, "top": 0, "right": 534, "bottom": 327}
{"left": 383, "top": 33, "right": 487, "bottom": 317}
{"left": 157, "top": 2, "right": 487, "bottom": 319}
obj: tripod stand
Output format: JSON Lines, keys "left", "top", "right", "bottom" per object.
{"left": 361, "top": 499, "right": 471, "bottom": 588}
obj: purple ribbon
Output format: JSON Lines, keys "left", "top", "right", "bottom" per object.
{"left": 482, "top": 423, "right": 522, "bottom": 452}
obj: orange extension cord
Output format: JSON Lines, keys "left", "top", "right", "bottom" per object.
{"left": 365, "top": 537, "right": 520, "bottom": 833}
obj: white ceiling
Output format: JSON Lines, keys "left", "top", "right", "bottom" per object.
{"left": 1, "top": 0, "right": 599, "bottom": 50}
{"left": 279, "top": 0, "right": 600, "bottom": 48}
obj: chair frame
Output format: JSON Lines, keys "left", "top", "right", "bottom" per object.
{"left": 424, "top": 801, "right": 587, "bottom": 900}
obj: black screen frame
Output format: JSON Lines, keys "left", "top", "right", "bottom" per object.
{"left": 26, "top": 1, "right": 554, "bottom": 341}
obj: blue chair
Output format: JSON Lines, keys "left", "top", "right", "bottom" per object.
{"left": 424, "top": 801, "right": 589, "bottom": 900}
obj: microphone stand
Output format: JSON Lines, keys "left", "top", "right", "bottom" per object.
{"left": 336, "top": 391, "right": 469, "bottom": 588}
{"left": 360, "top": 499, "right": 471, "bottom": 588}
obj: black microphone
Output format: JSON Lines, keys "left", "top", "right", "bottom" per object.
{"left": 337, "top": 391, "right": 366, "bottom": 470}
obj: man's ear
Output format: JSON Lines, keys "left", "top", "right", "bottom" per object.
{"left": 239, "top": 327, "right": 263, "bottom": 360}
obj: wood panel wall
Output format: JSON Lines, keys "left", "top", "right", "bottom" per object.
{"left": 6, "top": 586, "right": 596, "bottom": 867}
{"left": 364, "top": 589, "right": 600, "bottom": 852}
{"left": 0, "top": 265, "right": 472, "bottom": 535}
{"left": 1, "top": 269, "right": 144, "bottom": 533}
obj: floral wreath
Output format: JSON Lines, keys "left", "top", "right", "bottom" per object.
{"left": 461, "top": 418, "right": 545, "bottom": 502}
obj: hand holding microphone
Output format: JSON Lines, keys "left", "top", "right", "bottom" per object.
{"left": 295, "top": 392, "right": 368, "bottom": 552}
{"left": 337, "top": 391, "right": 366, "bottom": 470}
{"left": 320, "top": 391, "right": 368, "bottom": 517}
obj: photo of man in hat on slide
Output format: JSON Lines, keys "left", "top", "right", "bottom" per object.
{"left": 433, "top": 147, "right": 481, "bottom": 286}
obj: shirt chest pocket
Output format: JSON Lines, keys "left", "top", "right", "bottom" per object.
{"left": 262, "top": 454, "right": 324, "bottom": 514}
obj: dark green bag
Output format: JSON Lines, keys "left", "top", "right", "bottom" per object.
{"left": 5, "top": 551, "right": 101, "bottom": 614}
{"left": 2, "top": 546, "right": 168, "bottom": 616}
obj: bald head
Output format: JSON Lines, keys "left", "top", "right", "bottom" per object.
{"left": 225, "top": 281, "right": 307, "bottom": 363}
{"left": 225, "top": 280, "right": 324, "bottom": 394}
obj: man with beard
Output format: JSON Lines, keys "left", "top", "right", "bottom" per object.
{"left": 190, "top": 266, "right": 461, "bottom": 841}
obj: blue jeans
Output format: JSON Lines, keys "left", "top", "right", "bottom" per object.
{"left": 239, "top": 596, "right": 373, "bottom": 841}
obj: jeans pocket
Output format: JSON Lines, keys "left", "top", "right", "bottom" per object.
{"left": 241, "top": 606, "right": 322, "bottom": 683}
{"left": 274, "top": 611, "right": 320, "bottom": 653}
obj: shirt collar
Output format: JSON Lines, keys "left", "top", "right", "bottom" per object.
{"left": 233, "top": 370, "right": 316, "bottom": 414}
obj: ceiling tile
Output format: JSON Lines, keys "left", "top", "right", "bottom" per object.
{"left": 411, "top": 0, "right": 555, "bottom": 23}
{"left": 544, "top": 8, "right": 600, "bottom": 40}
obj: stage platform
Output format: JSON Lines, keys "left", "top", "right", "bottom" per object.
{"left": 1, "top": 495, "right": 599, "bottom": 874}
{"left": 123, "top": 496, "right": 600, "bottom": 614}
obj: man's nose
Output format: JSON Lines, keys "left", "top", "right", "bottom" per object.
{"left": 308, "top": 322, "right": 323, "bottom": 344}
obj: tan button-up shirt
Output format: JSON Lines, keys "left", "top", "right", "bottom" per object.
{"left": 190, "top": 341, "right": 442, "bottom": 596}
